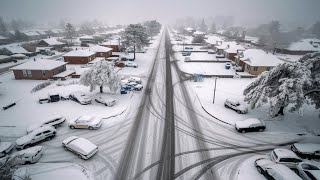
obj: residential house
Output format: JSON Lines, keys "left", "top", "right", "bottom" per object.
{"left": 37, "top": 38, "right": 66, "bottom": 50}
{"left": 90, "top": 45, "right": 112, "bottom": 58}
{"left": 22, "top": 31, "right": 41, "bottom": 40}
{"left": 236, "top": 49, "right": 282, "bottom": 75}
{"left": 215, "top": 41, "right": 238, "bottom": 56}
{"left": 100, "top": 39, "right": 121, "bottom": 52}
{"left": 79, "top": 35, "right": 95, "bottom": 44}
{"left": 11, "top": 59, "right": 67, "bottom": 80}
{"left": 0, "top": 55, "right": 12, "bottom": 64}
{"left": 206, "top": 35, "right": 223, "bottom": 49}
{"left": 0, "top": 36, "right": 9, "bottom": 45}
{"left": 0, "top": 45, "right": 31, "bottom": 56}
{"left": 63, "top": 49, "right": 96, "bottom": 64}
{"left": 275, "top": 38, "right": 320, "bottom": 55}
{"left": 224, "top": 44, "right": 245, "bottom": 61}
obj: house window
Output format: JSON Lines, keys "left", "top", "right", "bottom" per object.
{"left": 253, "top": 67, "right": 258, "bottom": 71}
{"left": 22, "top": 70, "right": 27, "bottom": 77}
{"left": 27, "top": 70, "right": 32, "bottom": 77}
{"left": 42, "top": 70, "right": 46, "bottom": 77}
{"left": 266, "top": 67, "right": 272, "bottom": 71}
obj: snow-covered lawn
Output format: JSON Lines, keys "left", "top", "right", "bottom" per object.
{"left": 186, "top": 78, "right": 320, "bottom": 135}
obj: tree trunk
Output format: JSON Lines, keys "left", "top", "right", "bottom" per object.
{"left": 275, "top": 106, "right": 285, "bottom": 117}
{"left": 100, "top": 86, "right": 103, "bottom": 93}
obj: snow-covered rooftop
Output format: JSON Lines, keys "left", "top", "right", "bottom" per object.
{"left": 11, "top": 59, "right": 67, "bottom": 70}
{"left": 101, "top": 39, "right": 121, "bottom": 46}
{"left": 79, "top": 35, "right": 94, "bottom": 40}
{"left": 2, "top": 45, "right": 29, "bottom": 54}
{"left": 194, "top": 31, "right": 205, "bottom": 35}
{"left": 63, "top": 49, "right": 96, "bottom": 57}
{"left": 40, "top": 38, "right": 65, "bottom": 46}
{"left": 22, "top": 31, "right": 41, "bottom": 36}
{"left": 225, "top": 44, "right": 245, "bottom": 53}
{"left": 206, "top": 35, "right": 223, "bottom": 45}
{"left": 244, "top": 36, "right": 259, "bottom": 44}
{"left": 216, "top": 41, "right": 238, "bottom": 50}
{"left": 0, "top": 35, "right": 8, "bottom": 40}
{"left": 89, "top": 45, "right": 112, "bottom": 52}
{"left": 240, "top": 49, "right": 282, "bottom": 67}
{"left": 288, "top": 38, "right": 320, "bottom": 51}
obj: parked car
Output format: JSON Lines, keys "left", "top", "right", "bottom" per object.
{"left": 0, "top": 141, "right": 14, "bottom": 158}
{"left": 255, "top": 158, "right": 302, "bottom": 180}
{"left": 297, "top": 162, "right": 320, "bottom": 180}
{"left": 16, "top": 126, "right": 56, "bottom": 150}
{"left": 125, "top": 62, "right": 138, "bottom": 68}
{"left": 128, "top": 77, "right": 142, "bottom": 84}
{"left": 291, "top": 143, "right": 320, "bottom": 159}
{"left": 182, "top": 51, "right": 191, "bottom": 56}
{"left": 224, "top": 98, "right": 248, "bottom": 114}
{"left": 115, "top": 62, "right": 125, "bottom": 68}
{"left": 133, "top": 84, "right": 143, "bottom": 91}
{"left": 225, "top": 63, "right": 232, "bottom": 69}
{"left": 235, "top": 118, "right": 266, "bottom": 133}
{"left": 120, "top": 87, "right": 128, "bottom": 94}
{"left": 27, "top": 115, "right": 66, "bottom": 134}
{"left": 62, "top": 136, "right": 98, "bottom": 160}
{"left": 68, "top": 115, "right": 102, "bottom": 130}
{"left": 69, "top": 92, "right": 92, "bottom": 105}
{"left": 14, "top": 146, "right": 43, "bottom": 164}
{"left": 185, "top": 46, "right": 193, "bottom": 50}
{"left": 271, "top": 148, "right": 303, "bottom": 169}
{"left": 95, "top": 96, "right": 116, "bottom": 107}
{"left": 125, "top": 82, "right": 143, "bottom": 91}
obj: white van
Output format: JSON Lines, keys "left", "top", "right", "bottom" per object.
{"left": 14, "top": 146, "right": 43, "bottom": 164}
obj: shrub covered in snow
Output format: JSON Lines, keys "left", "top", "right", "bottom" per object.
{"left": 30, "top": 80, "right": 53, "bottom": 93}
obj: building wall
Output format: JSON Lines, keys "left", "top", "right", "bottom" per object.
{"left": 63, "top": 55, "right": 95, "bottom": 64}
{"left": 244, "top": 64, "right": 273, "bottom": 75}
{"left": 226, "top": 52, "right": 237, "bottom": 61}
{"left": 13, "top": 65, "right": 66, "bottom": 80}
{"left": 95, "top": 51, "right": 112, "bottom": 58}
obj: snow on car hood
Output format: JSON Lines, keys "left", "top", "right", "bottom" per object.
{"left": 294, "top": 143, "right": 320, "bottom": 153}
{"left": 16, "top": 134, "right": 33, "bottom": 146}
{"left": 69, "top": 138, "right": 97, "bottom": 155}
{"left": 235, "top": 118, "right": 261, "bottom": 129}
{"left": 0, "top": 142, "right": 13, "bottom": 152}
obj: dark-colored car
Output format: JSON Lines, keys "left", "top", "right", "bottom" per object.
{"left": 291, "top": 143, "right": 320, "bottom": 159}
{"left": 235, "top": 118, "right": 266, "bottom": 133}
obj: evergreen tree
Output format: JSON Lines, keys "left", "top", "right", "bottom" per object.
{"left": 0, "top": 16, "right": 7, "bottom": 33}
{"left": 65, "top": 23, "right": 76, "bottom": 43}
{"left": 199, "top": 18, "right": 208, "bottom": 33}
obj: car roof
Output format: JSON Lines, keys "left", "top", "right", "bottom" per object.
{"left": 226, "top": 98, "right": 239, "bottom": 104}
{"left": 31, "top": 125, "right": 55, "bottom": 135}
{"left": 293, "top": 143, "right": 320, "bottom": 153}
{"left": 16, "top": 146, "right": 42, "bottom": 156}
{"left": 273, "top": 148, "right": 301, "bottom": 159}
{"left": 68, "top": 137, "right": 97, "bottom": 155}
{"left": 235, "top": 118, "right": 263, "bottom": 128}
{"left": 267, "top": 164, "right": 302, "bottom": 180}
{"left": 77, "top": 115, "right": 94, "bottom": 122}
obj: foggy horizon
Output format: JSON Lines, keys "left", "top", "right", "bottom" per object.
{"left": 1, "top": 0, "right": 320, "bottom": 28}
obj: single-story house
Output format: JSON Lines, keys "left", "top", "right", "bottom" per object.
{"left": 275, "top": 38, "right": 320, "bottom": 55}
{"left": 236, "top": 49, "right": 282, "bottom": 75}
{"left": 90, "top": 45, "right": 112, "bottom": 58}
{"left": 224, "top": 44, "right": 245, "bottom": 61}
{"left": 0, "top": 36, "right": 9, "bottom": 45}
{"left": 63, "top": 49, "right": 96, "bottom": 64}
{"left": 37, "top": 38, "right": 66, "bottom": 50}
{"left": 0, "top": 45, "right": 31, "bottom": 56}
{"left": 215, "top": 41, "right": 238, "bottom": 55}
{"left": 100, "top": 39, "right": 121, "bottom": 52}
{"left": 11, "top": 59, "right": 67, "bottom": 80}
{"left": 79, "top": 35, "right": 95, "bottom": 44}
{"left": 22, "top": 31, "right": 42, "bottom": 40}
{"left": 0, "top": 55, "right": 12, "bottom": 64}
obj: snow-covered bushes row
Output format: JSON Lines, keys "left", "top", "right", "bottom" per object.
{"left": 30, "top": 80, "right": 53, "bottom": 93}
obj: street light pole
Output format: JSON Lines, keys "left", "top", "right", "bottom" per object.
{"left": 213, "top": 77, "right": 218, "bottom": 104}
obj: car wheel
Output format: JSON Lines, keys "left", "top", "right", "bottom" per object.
{"left": 257, "top": 166, "right": 263, "bottom": 174}
{"left": 64, "top": 146, "right": 68, "bottom": 151}
{"left": 45, "top": 137, "right": 51, "bottom": 141}
{"left": 88, "top": 126, "right": 94, "bottom": 130}
{"left": 24, "top": 145, "right": 30, "bottom": 149}
{"left": 25, "top": 161, "right": 31, "bottom": 164}
{"left": 78, "top": 154, "right": 83, "bottom": 159}
{"left": 241, "top": 130, "right": 246, "bottom": 133}
{"left": 224, "top": 105, "right": 228, "bottom": 108}
{"left": 237, "top": 110, "right": 241, "bottom": 114}
{"left": 70, "top": 125, "right": 75, "bottom": 129}
{"left": 259, "top": 128, "right": 264, "bottom": 132}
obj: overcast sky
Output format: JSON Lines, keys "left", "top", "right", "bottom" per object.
{"left": 0, "top": 0, "right": 319, "bottom": 27}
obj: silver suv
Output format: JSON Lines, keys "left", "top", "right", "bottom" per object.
{"left": 224, "top": 98, "right": 248, "bottom": 114}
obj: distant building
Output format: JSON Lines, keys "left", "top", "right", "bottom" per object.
{"left": 11, "top": 59, "right": 67, "bottom": 80}
{"left": 63, "top": 49, "right": 96, "bottom": 64}
{"left": 0, "top": 45, "right": 32, "bottom": 56}
{"left": 37, "top": 38, "right": 66, "bottom": 50}
{"left": 275, "top": 38, "right": 320, "bottom": 55}
{"left": 0, "top": 55, "right": 12, "bottom": 64}
{"left": 79, "top": 35, "right": 95, "bottom": 44}
{"left": 0, "top": 36, "right": 9, "bottom": 45}
{"left": 224, "top": 44, "right": 245, "bottom": 61}
{"left": 89, "top": 45, "right": 112, "bottom": 58}
{"left": 236, "top": 49, "right": 282, "bottom": 75}
{"left": 22, "top": 31, "right": 41, "bottom": 40}
{"left": 100, "top": 39, "right": 121, "bottom": 52}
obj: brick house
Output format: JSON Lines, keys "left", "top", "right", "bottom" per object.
{"left": 100, "top": 39, "right": 121, "bottom": 52}
{"left": 63, "top": 49, "right": 96, "bottom": 64}
{"left": 37, "top": 38, "right": 66, "bottom": 50}
{"left": 275, "top": 38, "right": 320, "bottom": 55}
{"left": 224, "top": 44, "right": 245, "bottom": 61}
{"left": 235, "top": 49, "right": 282, "bottom": 75}
{"left": 11, "top": 59, "right": 67, "bottom": 80}
{"left": 90, "top": 45, "right": 112, "bottom": 58}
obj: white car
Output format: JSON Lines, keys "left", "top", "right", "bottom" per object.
{"left": 291, "top": 143, "right": 320, "bottom": 159}
{"left": 133, "top": 84, "right": 143, "bottom": 91}
{"left": 62, "top": 136, "right": 98, "bottom": 160}
{"left": 271, "top": 148, "right": 303, "bottom": 169}
{"left": 14, "top": 146, "right": 43, "bottom": 164}
{"left": 16, "top": 126, "right": 56, "bottom": 150}
{"left": 95, "top": 96, "right": 116, "bottom": 107}
{"left": 27, "top": 115, "right": 66, "bottom": 134}
{"left": 255, "top": 158, "right": 302, "bottom": 180}
{"left": 235, "top": 118, "right": 266, "bottom": 133}
{"left": 125, "top": 62, "right": 138, "bottom": 68}
{"left": 69, "top": 92, "right": 92, "bottom": 105}
{"left": 224, "top": 98, "right": 248, "bottom": 114}
{"left": 0, "top": 141, "right": 14, "bottom": 158}
{"left": 128, "top": 77, "right": 142, "bottom": 84}
{"left": 68, "top": 116, "right": 102, "bottom": 130}
{"left": 297, "top": 162, "right": 320, "bottom": 180}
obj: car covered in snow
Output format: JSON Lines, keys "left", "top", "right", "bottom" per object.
{"left": 16, "top": 126, "right": 56, "bottom": 150}
{"left": 291, "top": 143, "right": 320, "bottom": 159}
{"left": 224, "top": 98, "right": 248, "bottom": 114}
{"left": 125, "top": 62, "right": 138, "bottom": 68}
{"left": 26, "top": 115, "right": 66, "bottom": 134}
{"left": 124, "top": 82, "right": 143, "bottom": 91}
{"left": 62, "top": 136, "right": 98, "bottom": 160}
{"left": 0, "top": 141, "right": 14, "bottom": 158}
{"left": 69, "top": 92, "right": 92, "bottom": 105}
{"left": 235, "top": 118, "right": 265, "bottom": 133}
{"left": 128, "top": 77, "right": 142, "bottom": 84}
{"left": 14, "top": 146, "right": 43, "bottom": 164}
{"left": 271, "top": 148, "right": 303, "bottom": 169}
{"left": 68, "top": 116, "right": 102, "bottom": 130}
{"left": 184, "top": 46, "right": 193, "bottom": 50}
{"left": 95, "top": 96, "right": 116, "bottom": 107}
{"left": 255, "top": 158, "right": 302, "bottom": 180}
{"left": 182, "top": 51, "right": 191, "bottom": 56}
{"left": 297, "top": 162, "right": 320, "bottom": 180}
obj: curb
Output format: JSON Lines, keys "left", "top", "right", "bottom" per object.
{"left": 102, "top": 93, "right": 134, "bottom": 120}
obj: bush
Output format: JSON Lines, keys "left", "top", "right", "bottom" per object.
{"left": 192, "top": 35, "right": 205, "bottom": 43}
{"left": 31, "top": 80, "right": 53, "bottom": 93}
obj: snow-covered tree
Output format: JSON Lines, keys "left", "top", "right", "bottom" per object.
{"left": 65, "top": 23, "right": 76, "bottom": 43}
{"left": 243, "top": 52, "right": 320, "bottom": 117}
{"left": 210, "top": 23, "right": 216, "bottom": 34}
{"left": 199, "top": 18, "right": 208, "bottom": 33}
{"left": 192, "top": 35, "right": 205, "bottom": 43}
{"left": 143, "top": 20, "right": 161, "bottom": 38}
{"left": 80, "top": 61, "right": 121, "bottom": 93}
{"left": 121, "top": 24, "right": 149, "bottom": 59}
{"left": 0, "top": 155, "right": 30, "bottom": 180}
{"left": 0, "top": 16, "right": 7, "bottom": 33}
